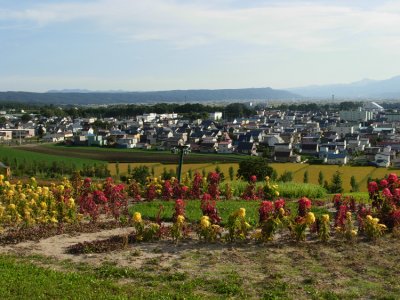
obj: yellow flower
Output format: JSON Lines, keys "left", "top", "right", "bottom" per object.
{"left": 366, "top": 215, "right": 373, "bottom": 221}
{"left": 238, "top": 208, "right": 246, "bottom": 218}
{"left": 245, "top": 222, "right": 251, "bottom": 229}
{"left": 133, "top": 212, "right": 142, "bottom": 223}
{"left": 306, "top": 212, "right": 316, "bottom": 224}
{"left": 68, "top": 198, "right": 75, "bottom": 207}
{"left": 346, "top": 211, "right": 352, "bottom": 218}
{"left": 8, "top": 203, "right": 16, "bottom": 210}
{"left": 50, "top": 217, "right": 58, "bottom": 223}
{"left": 0, "top": 174, "right": 4, "bottom": 181}
{"left": 279, "top": 207, "right": 285, "bottom": 216}
{"left": 177, "top": 215, "right": 185, "bottom": 224}
{"left": 58, "top": 185, "right": 65, "bottom": 192}
{"left": 322, "top": 214, "right": 330, "bottom": 222}
{"left": 40, "top": 202, "right": 47, "bottom": 210}
{"left": 30, "top": 177, "right": 36, "bottom": 182}
{"left": 200, "top": 218, "right": 211, "bottom": 229}
{"left": 20, "top": 193, "right": 26, "bottom": 200}
{"left": 211, "top": 224, "right": 220, "bottom": 230}
{"left": 351, "top": 230, "right": 357, "bottom": 237}
{"left": 379, "top": 224, "right": 387, "bottom": 230}
{"left": 251, "top": 229, "right": 262, "bottom": 240}
{"left": 275, "top": 191, "right": 280, "bottom": 196}
{"left": 265, "top": 176, "right": 270, "bottom": 181}
{"left": 372, "top": 218, "right": 379, "bottom": 225}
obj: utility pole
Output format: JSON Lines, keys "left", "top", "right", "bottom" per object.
{"left": 171, "top": 140, "right": 191, "bottom": 183}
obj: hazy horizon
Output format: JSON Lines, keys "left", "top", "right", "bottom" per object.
{"left": 2, "top": 0, "right": 400, "bottom": 92}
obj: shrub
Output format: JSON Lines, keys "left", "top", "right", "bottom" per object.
{"left": 237, "top": 157, "right": 274, "bottom": 181}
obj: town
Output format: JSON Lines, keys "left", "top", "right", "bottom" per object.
{"left": 1, "top": 101, "right": 400, "bottom": 168}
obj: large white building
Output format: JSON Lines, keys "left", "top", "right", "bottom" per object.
{"left": 339, "top": 108, "right": 373, "bottom": 122}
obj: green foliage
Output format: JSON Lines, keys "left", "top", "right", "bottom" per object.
{"left": 237, "top": 157, "right": 274, "bottom": 181}
{"left": 277, "top": 182, "right": 327, "bottom": 199}
{"left": 228, "top": 166, "right": 235, "bottom": 181}
{"left": 0, "top": 147, "right": 109, "bottom": 179}
{"left": 130, "top": 165, "right": 150, "bottom": 185}
{"left": 329, "top": 171, "right": 344, "bottom": 193}
{"left": 318, "top": 171, "right": 324, "bottom": 186}
{"left": 278, "top": 171, "right": 293, "bottom": 183}
{"left": 303, "top": 170, "right": 309, "bottom": 183}
{"left": 350, "top": 175, "right": 359, "bottom": 192}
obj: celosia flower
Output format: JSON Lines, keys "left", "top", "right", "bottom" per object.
{"left": 382, "top": 188, "right": 393, "bottom": 198}
{"left": 380, "top": 179, "right": 388, "bottom": 188}
{"left": 274, "top": 199, "right": 285, "bottom": 210}
{"left": 238, "top": 208, "right": 246, "bottom": 218}
{"left": 177, "top": 215, "right": 185, "bottom": 224}
{"left": 250, "top": 175, "right": 257, "bottom": 183}
{"left": 306, "top": 212, "right": 316, "bottom": 225}
{"left": 322, "top": 214, "right": 330, "bottom": 222}
{"left": 368, "top": 181, "right": 378, "bottom": 194}
{"left": 200, "top": 216, "right": 211, "bottom": 228}
{"left": 388, "top": 173, "right": 398, "bottom": 184}
{"left": 133, "top": 212, "right": 142, "bottom": 223}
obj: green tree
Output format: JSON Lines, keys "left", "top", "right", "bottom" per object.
{"left": 228, "top": 166, "right": 235, "bottom": 181}
{"left": 350, "top": 175, "right": 359, "bottom": 192}
{"left": 318, "top": 171, "right": 324, "bottom": 186}
{"left": 237, "top": 157, "right": 274, "bottom": 181}
{"left": 329, "top": 171, "right": 343, "bottom": 193}
{"left": 303, "top": 171, "right": 309, "bottom": 183}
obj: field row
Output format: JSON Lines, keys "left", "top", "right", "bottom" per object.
{"left": 108, "top": 162, "right": 391, "bottom": 193}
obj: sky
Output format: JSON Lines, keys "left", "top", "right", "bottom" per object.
{"left": 1, "top": 0, "right": 400, "bottom": 92}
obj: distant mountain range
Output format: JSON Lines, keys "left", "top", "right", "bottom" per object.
{"left": 288, "top": 75, "right": 400, "bottom": 99}
{"left": 0, "top": 87, "right": 299, "bottom": 105}
{"left": 1, "top": 75, "right": 400, "bottom": 105}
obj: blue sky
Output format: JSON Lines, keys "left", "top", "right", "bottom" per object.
{"left": 1, "top": 0, "right": 400, "bottom": 92}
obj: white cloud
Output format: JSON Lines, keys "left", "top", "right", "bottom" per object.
{"left": 1, "top": 0, "right": 400, "bottom": 52}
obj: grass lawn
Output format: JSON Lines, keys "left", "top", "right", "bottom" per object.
{"left": 2, "top": 234, "right": 400, "bottom": 300}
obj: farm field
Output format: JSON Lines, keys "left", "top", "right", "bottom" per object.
{"left": 16, "top": 144, "right": 245, "bottom": 164}
{"left": 0, "top": 146, "right": 102, "bottom": 167}
{"left": 109, "top": 162, "right": 393, "bottom": 193}
{"left": 7, "top": 144, "right": 396, "bottom": 192}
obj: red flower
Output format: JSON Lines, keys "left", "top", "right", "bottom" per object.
{"left": 368, "top": 181, "right": 378, "bottom": 194}
{"left": 382, "top": 187, "right": 393, "bottom": 198}
{"left": 274, "top": 198, "right": 285, "bottom": 211}
{"left": 298, "top": 197, "right": 312, "bottom": 217}
{"left": 250, "top": 175, "right": 257, "bottom": 183}
{"left": 388, "top": 173, "right": 398, "bottom": 184}
{"left": 259, "top": 201, "right": 274, "bottom": 223}
{"left": 380, "top": 179, "right": 388, "bottom": 188}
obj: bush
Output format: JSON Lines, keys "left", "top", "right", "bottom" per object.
{"left": 131, "top": 165, "right": 150, "bottom": 185}
{"left": 237, "top": 157, "right": 274, "bottom": 181}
